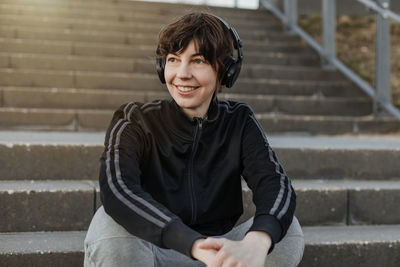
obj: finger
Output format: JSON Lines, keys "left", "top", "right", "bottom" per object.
{"left": 221, "top": 258, "right": 238, "bottom": 267}
{"left": 199, "top": 238, "right": 224, "bottom": 250}
{"left": 212, "top": 249, "right": 230, "bottom": 267}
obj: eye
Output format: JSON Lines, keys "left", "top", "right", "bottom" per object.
{"left": 194, "top": 58, "right": 205, "bottom": 64}
{"left": 167, "top": 57, "right": 177, "bottom": 63}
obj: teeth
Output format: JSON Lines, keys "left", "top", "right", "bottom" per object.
{"left": 176, "top": 86, "right": 197, "bottom": 92}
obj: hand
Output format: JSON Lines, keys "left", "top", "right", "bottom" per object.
{"left": 191, "top": 238, "right": 218, "bottom": 266}
{"left": 197, "top": 231, "right": 272, "bottom": 267}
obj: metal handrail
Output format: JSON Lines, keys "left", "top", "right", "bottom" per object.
{"left": 259, "top": 0, "right": 400, "bottom": 121}
{"left": 358, "top": 0, "right": 400, "bottom": 22}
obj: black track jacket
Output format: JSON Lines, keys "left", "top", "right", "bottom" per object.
{"left": 99, "top": 98, "right": 296, "bottom": 258}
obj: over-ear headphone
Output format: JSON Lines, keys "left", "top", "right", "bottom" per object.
{"left": 156, "top": 15, "right": 243, "bottom": 88}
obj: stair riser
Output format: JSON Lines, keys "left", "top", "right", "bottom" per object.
{"left": 0, "top": 253, "right": 84, "bottom": 267}
{"left": 0, "top": 15, "right": 283, "bottom": 35}
{"left": 1, "top": 111, "right": 398, "bottom": 134}
{"left": 0, "top": 190, "right": 95, "bottom": 232}
{"left": 0, "top": 69, "right": 347, "bottom": 92}
{"left": 1, "top": 89, "right": 372, "bottom": 116}
{"left": 0, "top": 25, "right": 302, "bottom": 46}
{"left": 2, "top": 145, "right": 400, "bottom": 181}
{"left": 0, "top": 5, "right": 282, "bottom": 29}
{"left": 0, "top": 71, "right": 161, "bottom": 90}
{"left": 232, "top": 80, "right": 364, "bottom": 97}
{"left": 0, "top": 54, "right": 319, "bottom": 75}
{"left": 242, "top": 66, "right": 344, "bottom": 81}
{"left": 1, "top": 242, "right": 399, "bottom": 267}
{"left": 300, "top": 242, "right": 400, "bottom": 267}
{"left": 2, "top": 182, "right": 400, "bottom": 232}
{"left": 0, "top": 144, "right": 103, "bottom": 180}
{"left": 258, "top": 116, "right": 400, "bottom": 135}
{"left": 0, "top": 77, "right": 365, "bottom": 98}
{"left": 229, "top": 96, "right": 372, "bottom": 116}
{"left": 245, "top": 185, "right": 400, "bottom": 227}
{"left": 278, "top": 148, "right": 400, "bottom": 180}
{"left": 0, "top": 0, "right": 274, "bottom": 21}
{"left": 0, "top": 39, "right": 309, "bottom": 58}
{"left": 2, "top": 89, "right": 167, "bottom": 110}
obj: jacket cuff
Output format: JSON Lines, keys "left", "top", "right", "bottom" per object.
{"left": 246, "top": 214, "right": 282, "bottom": 254}
{"left": 162, "top": 219, "right": 206, "bottom": 258}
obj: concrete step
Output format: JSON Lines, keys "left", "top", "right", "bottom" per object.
{"left": 0, "top": 3, "right": 282, "bottom": 27}
{"left": 0, "top": 87, "right": 168, "bottom": 109}
{"left": 0, "top": 231, "right": 85, "bottom": 267}
{"left": 1, "top": 225, "right": 399, "bottom": 267}
{"left": 256, "top": 113, "right": 400, "bottom": 135}
{"left": 0, "top": 107, "right": 398, "bottom": 133}
{"left": 0, "top": 68, "right": 160, "bottom": 90}
{"left": 0, "top": 67, "right": 346, "bottom": 93}
{"left": 241, "top": 64, "right": 344, "bottom": 81}
{"left": 0, "top": 87, "right": 372, "bottom": 116}
{"left": 243, "top": 179, "right": 400, "bottom": 227}
{"left": 2, "top": 179, "right": 400, "bottom": 232}
{"left": 300, "top": 224, "right": 400, "bottom": 267}
{"left": 0, "top": 180, "right": 98, "bottom": 232}
{"left": 0, "top": 107, "right": 113, "bottom": 131}
{"left": 0, "top": 37, "right": 315, "bottom": 60}
{"left": 0, "top": 24, "right": 303, "bottom": 45}
{"left": 0, "top": 0, "right": 276, "bottom": 21}
{"left": 0, "top": 73, "right": 364, "bottom": 98}
{"left": 0, "top": 13, "right": 284, "bottom": 36}
{"left": 233, "top": 79, "right": 364, "bottom": 98}
{"left": 0, "top": 52, "right": 319, "bottom": 76}
{"left": 1, "top": 133, "right": 400, "bottom": 181}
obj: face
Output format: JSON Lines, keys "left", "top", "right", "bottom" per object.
{"left": 164, "top": 40, "right": 218, "bottom": 119}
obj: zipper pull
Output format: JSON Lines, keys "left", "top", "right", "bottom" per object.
{"left": 198, "top": 118, "right": 203, "bottom": 129}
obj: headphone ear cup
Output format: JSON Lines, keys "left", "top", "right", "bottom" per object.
{"left": 156, "top": 57, "right": 166, "bottom": 84}
{"left": 226, "top": 62, "right": 241, "bottom": 88}
{"left": 222, "top": 56, "right": 239, "bottom": 88}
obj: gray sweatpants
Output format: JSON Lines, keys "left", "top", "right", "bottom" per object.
{"left": 84, "top": 206, "right": 304, "bottom": 267}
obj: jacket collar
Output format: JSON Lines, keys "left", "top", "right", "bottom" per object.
{"left": 165, "top": 97, "right": 219, "bottom": 140}
{"left": 169, "top": 97, "right": 219, "bottom": 124}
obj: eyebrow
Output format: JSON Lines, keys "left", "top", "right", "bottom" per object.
{"left": 168, "top": 52, "right": 204, "bottom": 57}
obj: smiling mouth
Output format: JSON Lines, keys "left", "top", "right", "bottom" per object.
{"left": 175, "top": 85, "right": 199, "bottom": 92}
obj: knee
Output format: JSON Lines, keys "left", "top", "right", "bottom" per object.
{"left": 85, "top": 236, "right": 154, "bottom": 267}
{"left": 266, "top": 217, "right": 304, "bottom": 267}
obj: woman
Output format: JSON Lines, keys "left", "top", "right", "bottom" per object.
{"left": 84, "top": 12, "right": 304, "bottom": 267}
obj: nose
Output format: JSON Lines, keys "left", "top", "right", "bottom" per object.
{"left": 176, "top": 62, "right": 192, "bottom": 79}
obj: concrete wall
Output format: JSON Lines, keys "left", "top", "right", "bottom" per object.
{"left": 265, "top": 0, "right": 400, "bottom": 15}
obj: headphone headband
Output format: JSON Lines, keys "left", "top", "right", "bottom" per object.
{"left": 156, "top": 14, "right": 243, "bottom": 88}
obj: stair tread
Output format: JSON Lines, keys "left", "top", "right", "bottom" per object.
{"left": 3, "top": 179, "right": 400, "bottom": 195}
{"left": 0, "top": 231, "right": 86, "bottom": 253}
{"left": 1, "top": 131, "right": 399, "bottom": 149}
{"left": 303, "top": 224, "right": 400, "bottom": 243}
{"left": 1, "top": 224, "right": 400, "bottom": 254}
{"left": 0, "top": 86, "right": 370, "bottom": 101}
{"left": 0, "top": 179, "right": 97, "bottom": 191}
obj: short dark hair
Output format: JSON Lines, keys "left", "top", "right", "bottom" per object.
{"left": 156, "top": 12, "right": 234, "bottom": 86}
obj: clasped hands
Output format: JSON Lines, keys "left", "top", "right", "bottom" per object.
{"left": 191, "top": 231, "right": 272, "bottom": 267}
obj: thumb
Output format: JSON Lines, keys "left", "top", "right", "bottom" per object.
{"left": 198, "top": 237, "right": 224, "bottom": 250}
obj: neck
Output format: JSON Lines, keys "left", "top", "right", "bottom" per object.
{"left": 182, "top": 107, "right": 208, "bottom": 120}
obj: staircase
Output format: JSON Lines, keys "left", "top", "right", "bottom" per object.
{"left": 0, "top": 0, "right": 399, "bottom": 266}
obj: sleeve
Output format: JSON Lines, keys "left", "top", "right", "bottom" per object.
{"left": 241, "top": 110, "right": 296, "bottom": 253}
{"left": 99, "top": 102, "right": 205, "bottom": 258}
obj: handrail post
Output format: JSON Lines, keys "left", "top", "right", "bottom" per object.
{"left": 284, "top": 0, "right": 297, "bottom": 32}
{"left": 375, "top": 0, "right": 392, "bottom": 116}
{"left": 322, "top": 0, "right": 336, "bottom": 69}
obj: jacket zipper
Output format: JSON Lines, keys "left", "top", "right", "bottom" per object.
{"left": 188, "top": 117, "right": 203, "bottom": 224}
